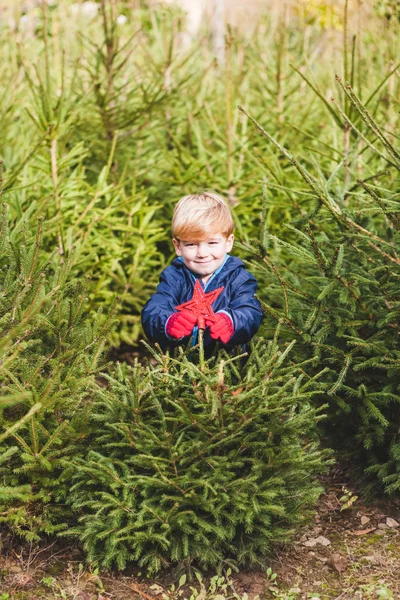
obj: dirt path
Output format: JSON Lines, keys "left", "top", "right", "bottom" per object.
{"left": 268, "top": 474, "right": 400, "bottom": 599}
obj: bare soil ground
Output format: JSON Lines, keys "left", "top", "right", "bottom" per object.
{"left": 1, "top": 469, "right": 399, "bottom": 600}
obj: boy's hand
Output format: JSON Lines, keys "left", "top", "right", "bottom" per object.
{"left": 166, "top": 310, "right": 197, "bottom": 339}
{"left": 206, "top": 312, "right": 234, "bottom": 344}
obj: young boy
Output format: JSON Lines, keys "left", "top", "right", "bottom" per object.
{"left": 141, "top": 192, "right": 262, "bottom": 355}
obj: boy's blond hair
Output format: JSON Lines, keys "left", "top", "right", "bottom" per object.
{"left": 172, "top": 192, "right": 234, "bottom": 240}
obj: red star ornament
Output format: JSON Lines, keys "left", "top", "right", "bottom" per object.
{"left": 175, "top": 279, "right": 224, "bottom": 330}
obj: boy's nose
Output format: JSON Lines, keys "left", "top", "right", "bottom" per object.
{"left": 196, "top": 244, "right": 208, "bottom": 258}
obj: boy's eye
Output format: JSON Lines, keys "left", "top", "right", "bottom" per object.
{"left": 209, "top": 241, "right": 218, "bottom": 245}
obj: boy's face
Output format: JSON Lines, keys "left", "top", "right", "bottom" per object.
{"left": 173, "top": 232, "right": 234, "bottom": 279}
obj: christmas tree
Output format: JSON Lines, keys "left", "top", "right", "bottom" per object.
{"left": 238, "top": 78, "right": 400, "bottom": 493}
{"left": 64, "top": 338, "right": 329, "bottom": 573}
{"left": 0, "top": 197, "right": 113, "bottom": 540}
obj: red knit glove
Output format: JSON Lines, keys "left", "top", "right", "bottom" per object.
{"left": 166, "top": 310, "right": 197, "bottom": 339}
{"left": 206, "top": 312, "right": 234, "bottom": 344}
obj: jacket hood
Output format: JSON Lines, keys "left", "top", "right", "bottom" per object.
{"left": 172, "top": 255, "right": 244, "bottom": 282}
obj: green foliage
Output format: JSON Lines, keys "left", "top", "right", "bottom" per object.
{"left": 161, "top": 569, "right": 257, "bottom": 600}
{"left": 0, "top": 203, "right": 111, "bottom": 540}
{"left": 240, "top": 74, "right": 400, "bottom": 493}
{"left": 0, "top": 0, "right": 399, "bottom": 569}
{"left": 63, "top": 338, "right": 329, "bottom": 573}
{"left": 1, "top": 1, "right": 398, "bottom": 346}
{"left": 375, "top": 0, "right": 400, "bottom": 21}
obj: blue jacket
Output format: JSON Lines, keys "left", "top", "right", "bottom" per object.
{"left": 141, "top": 255, "right": 263, "bottom": 354}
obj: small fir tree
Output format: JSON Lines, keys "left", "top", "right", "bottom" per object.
{"left": 64, "top": 337, "right": 329, "bottom": 573}
{"left": 239, "top": 78, "right": 400, "bottom": 493}
{"left": 0, "top": 201, "right": 114, "bottom": 540}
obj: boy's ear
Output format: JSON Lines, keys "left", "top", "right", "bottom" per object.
{"left": 226, "top": 234, "right": 234, "bottom": 252}
{"left": 172, "top": 238, "right": 182, "bottom": 256}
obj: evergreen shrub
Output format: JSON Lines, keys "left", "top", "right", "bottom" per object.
{"left": 239, "top": 80, "right": 400, "bottom": 493}
{"left": 65, "top": 338, "right": 329, "bottom": 573}
{"left": 0, "top": 202, "right": 112, "bottom": 540}
{"left": 4, "top": 1, "right": 396, "bottom": 346}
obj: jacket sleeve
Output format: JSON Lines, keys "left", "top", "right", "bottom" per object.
{"left": 141, "top": 269, "right": 181, "bottom": 346}
{"left": 221, "top": 271, "right": 263, "bottom": 346}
